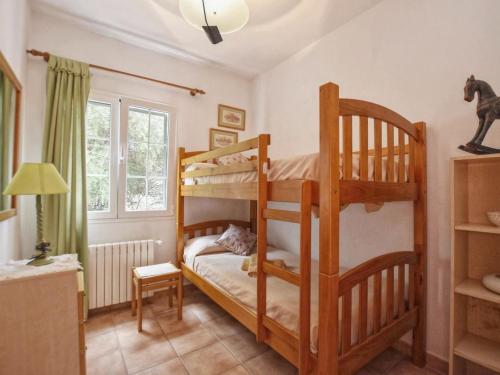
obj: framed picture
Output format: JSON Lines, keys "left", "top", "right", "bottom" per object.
{"left": 209, "top": 128, "right": 238, "bottom": 150}
{"left": 218, "top": 104, "right": 246, "bottom": 131}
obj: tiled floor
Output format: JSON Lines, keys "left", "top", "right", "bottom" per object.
{"left": 85, "top": 288, "right": 442, "bottom": 375}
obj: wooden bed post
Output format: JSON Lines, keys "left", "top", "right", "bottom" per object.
{"left": 412, "top": 122, "right": 427, "bottom": 367}
{"left": 250, "top": 200, "right": 257, "bottom": 234}
{"left": 176, "top": 147, "right": 186, "bottom": 267}
{"left": 318, "top": 83, "right": 340, "bottom": 374}
{"left": 256, "top": 134, "right": 270, "bottom": 342}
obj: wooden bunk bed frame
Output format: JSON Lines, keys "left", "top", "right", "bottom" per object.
{"left": 176, "top": 82, "right": 427, "bottom": 374}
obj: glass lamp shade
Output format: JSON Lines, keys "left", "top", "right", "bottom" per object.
{"left": 179, "top": 0, "right": 249, "bottom": 34}
{"left": 2, "top": 163, "right": 69, "bottom": 196}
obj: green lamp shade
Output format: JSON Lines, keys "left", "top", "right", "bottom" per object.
{"left": 2, "top": 163, "right": 69, "bottom": 196}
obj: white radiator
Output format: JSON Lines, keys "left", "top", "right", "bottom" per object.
{"left": 88, "top": 240, "right": 155, "bottom": 309}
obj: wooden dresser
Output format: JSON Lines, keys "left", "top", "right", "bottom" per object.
{"left": 0, "top": 259, "right": 85, "bottom": 375}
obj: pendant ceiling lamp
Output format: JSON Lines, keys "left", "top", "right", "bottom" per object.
{"left": 179, "top": 0, "right": 249, "bottom": 44}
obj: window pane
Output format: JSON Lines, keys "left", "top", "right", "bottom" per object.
{"left": 87, "top": 101, "right": 111, "bottom": 139}
{"left": 87, "top": 139, "right": 110, "bottom": 175}
{"left": 128, "top": 108, "right": 149, "bottom": 143}
{"left": 87, "top": 176, "right": 110, "bottom": 212}
{"left": 148, "top": 144, "right": 168, "bottom": 177}
{"left": 127, "top": 142, "right": 147, "bottom": 176}
{"left": 147, "top": 178, "right": 166, "bottom": 210}
{"left": 126, "top": 177, "right": 147, "bottom": 211}
{"left": 86, "top": 100, "right": 112, "bottom": 213}
{"left": 125, "top": 104, "right": 170, "bottom": 213}
{"left": 149, "top": 112, "right": 168, "bottom": 144}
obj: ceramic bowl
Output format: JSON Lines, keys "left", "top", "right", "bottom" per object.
{"left": 482, "top": 273, "right": 500, "bottom": 295}
{"left": 487, "top": 211, "right": 500, "bottom": 227}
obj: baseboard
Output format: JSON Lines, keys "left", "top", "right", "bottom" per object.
{"left": 392, "top": 340, "right": 448, "bottom": 374}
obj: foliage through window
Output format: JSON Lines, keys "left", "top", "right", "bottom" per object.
{"left": 85, "top": 94, "right": 174, "bottom": 219}
{"left": 126, "top": 107, "right": 169, "bottom": 211}
{"left": 86, "top": 100, "right": 112, "bottom": 213}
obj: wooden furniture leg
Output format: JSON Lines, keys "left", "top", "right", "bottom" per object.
{"left": 137, "top": 279, "right": 143, "bottom": 332}
{"left": 131, "top": 269, "right": 137, "bottom": 316}
{"left": 177, "top": 273, "right": 183, "bottom": 320}
{"left": 168, "top": 287, "right": 173, "bottom": 308}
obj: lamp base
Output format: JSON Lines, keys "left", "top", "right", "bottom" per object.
{"left": 28, "top": 241, "right": 53, "bottom": 267}
{"left": 28, "top": 255, "right": 54, "bottom": 266}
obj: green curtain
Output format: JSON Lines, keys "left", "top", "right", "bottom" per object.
{"left": 42, "top": 55, "right": 90, "bottom": 304}
{"left": 0, "top": 72, "right": 14, "bottom": 211}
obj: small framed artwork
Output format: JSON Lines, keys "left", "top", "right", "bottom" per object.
{"left": 218, "top": 104, "right": 246, "bottom": 131}
{"left": 209, "top": 128, "right": 238, "bottom": 150}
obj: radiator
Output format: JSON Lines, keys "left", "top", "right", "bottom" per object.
{"left": 88, "top": 240, "right": 155, "bottom": 309}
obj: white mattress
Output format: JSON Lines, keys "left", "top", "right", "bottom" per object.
{"left": 184, "top": 152, "right": 409, "bottom": 186}
{"left": 185, "top": 248, "right": 401, "bottom": 352}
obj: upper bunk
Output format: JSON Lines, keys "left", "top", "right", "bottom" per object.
{"left": 177, "top": 82, "right": 426, "bottom": 206}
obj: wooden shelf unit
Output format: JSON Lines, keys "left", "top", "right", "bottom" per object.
{"left": 454, "top": 223, "right": 500, "bottom": 234}
{"left": 450, "top": 155, "right": 500, "bottom": 375}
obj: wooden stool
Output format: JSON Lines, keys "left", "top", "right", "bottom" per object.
{"left": 131, "top": 263, "right": 183, "bottom": 332}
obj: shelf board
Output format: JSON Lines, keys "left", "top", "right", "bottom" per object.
{"left": 454, "top": 223, "right": 500, "bottom": 234}
{"left": 454, "top": 333, "right": 500, "bottom": 372}
{"left": 455, "top": 279, "right": 500, "bottom": 304}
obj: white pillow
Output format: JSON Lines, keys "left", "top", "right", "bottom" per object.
{"left": 216, "top": 153, "right": 249, "bottom": 166}
{"left": 183, "top": 234, "right": 226, "bottom": 267}
{"left": 185, "top": 162, "right": 218, "bottom": 172}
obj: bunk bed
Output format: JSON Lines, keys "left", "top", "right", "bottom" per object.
{"left": 176, "top": 82, "right": 427, "bottom": 375}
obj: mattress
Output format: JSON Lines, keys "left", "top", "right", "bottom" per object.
{"left": 185, "top": 247, "right": 400, "bottom": 353}
{"left": 184, "top": 152, "right": 409, "bottom": 185}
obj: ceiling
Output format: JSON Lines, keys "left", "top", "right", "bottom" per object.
{"left": 30, "top": 0, "right": 383, "bottom": 77}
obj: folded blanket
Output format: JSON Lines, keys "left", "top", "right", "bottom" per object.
{"left": 241, "top": 254, "right": 286, "bottom": 278}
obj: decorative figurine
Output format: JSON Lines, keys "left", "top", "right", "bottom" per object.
{"left": 459, "top": 75, "right": 500, "bottom": 154}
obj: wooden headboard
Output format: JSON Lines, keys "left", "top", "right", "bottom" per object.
{"left": 183, "top": 220, "right": 252, "bottom": 240}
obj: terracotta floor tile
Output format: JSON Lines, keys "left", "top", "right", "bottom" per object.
{"left": 150, "top": 292, "right": 180, "bottom": 315}
{"left": 87, "top": 348, "right": 127, "bottom": 375}
{"left": 156, "top": 308, "right": 201, "bottom": 334}
{"left": 86, "top": 330, "right": 119, "bottom": 359}
{"left": 366, "top": 347, "right": 404, "bottom": 373}
{"left": 116, "top": 317, "right": 166, "bottom": 350}
{"left": 168, "top": 326, "right": 217, "bottom": 356}
{"left": 134, "top": 357, "right": 188, "bottom": 375}
{"left": 221, "top": 330, "right": 268, "bottom": 362}
{"left": 181, "top": 342, "right": 239, "bottom": 375}
{"left": 221, "top": 365, "right": 250, "bottom": 375}
{"left": 206, "top": 315, "right": 247, "bottom": 339}
{"left": 386, "top": 359, "right": 441, "bottom": 375}
{"left": 85, "top": 311, "right": 115, "bottom": 338}
{"left": 189, "top": 301, "right": 228, "bottom": 322}
{"left": 355, "top": 367, "right": 380, "bottom": 375}
{"left": 244, "top": 350, "right": 297, "bottom": 375}
{"left": 121, "top": 339, "right": 177, "bottom": 374}
{"left": 112, "top": 305, "right": 154, "bottom": 327}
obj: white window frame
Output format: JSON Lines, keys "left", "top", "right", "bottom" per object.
{"left": 86, "top": 91, "right": 120, "bottom": 220}
{"left": 118, "top": 97, "right": 177, "bottom": 219}
{"left": 86, "top": 92, "right": 176, "bottom": 221}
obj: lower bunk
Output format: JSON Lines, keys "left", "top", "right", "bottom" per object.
{"left": 179, "top": 220, "right": 421, "bottom": 374}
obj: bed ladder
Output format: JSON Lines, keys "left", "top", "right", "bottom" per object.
{"left": 256, "top": 179, "right": 313, "bottom": 374}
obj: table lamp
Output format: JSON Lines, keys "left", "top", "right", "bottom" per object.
{"left": 3, "top": 163, "right": 69, "bottom": 266}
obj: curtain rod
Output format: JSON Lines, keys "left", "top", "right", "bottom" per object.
{"left": 27, "top": 49, "right": 206, "bottom": 96}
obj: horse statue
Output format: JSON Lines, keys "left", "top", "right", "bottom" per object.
{"left": 459, "top": 75, "right": 500, "bottom": 154}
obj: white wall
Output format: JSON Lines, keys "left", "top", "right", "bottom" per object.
{"left": 0, "top": 0, "right": 29, "bottom": 263}
{"left": 23, "top": 11, "right": 254, "bottom": 264}
{"left": 253, "top": 0, "right": 500, "bottom": 361}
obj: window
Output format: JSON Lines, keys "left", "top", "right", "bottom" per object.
{"left": 85, "top": 93, "right": 175, "bottom": 220}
